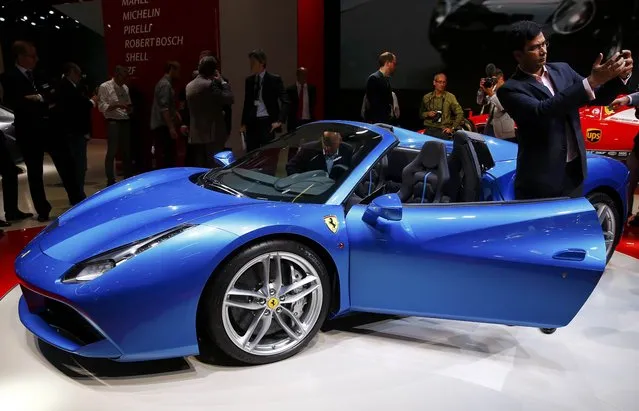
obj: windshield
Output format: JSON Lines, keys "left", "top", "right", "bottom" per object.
{"left": 203, "top": 123, "right": 382, "bottom": 203}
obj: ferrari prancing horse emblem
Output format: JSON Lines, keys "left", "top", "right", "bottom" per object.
{"left": 267, "top": 298, "right": 280, "bottom": 309}
{"left": 323, "top": 215, "right": 339, "bottom": 233}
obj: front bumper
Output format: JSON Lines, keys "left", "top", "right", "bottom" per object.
{"left": 19, "top": 284, "right": 122, "bottom": 359}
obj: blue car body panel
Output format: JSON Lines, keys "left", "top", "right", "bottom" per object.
{"left": 15, "top": 120, "right": 625, "bottom": 362}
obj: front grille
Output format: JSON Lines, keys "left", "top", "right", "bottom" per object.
{"left": 21, "top": 286, "right": 105, "bottom": 346}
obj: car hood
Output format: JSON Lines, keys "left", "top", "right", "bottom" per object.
{"left": 37, "top": 168, "right": 259, "bottom": 263}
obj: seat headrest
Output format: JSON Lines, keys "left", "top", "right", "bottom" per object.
{"left": 452, "top": 130, "right": 496, "bottom": 171}
{"left": 419, "top": 141, "right": 446, "bottom": 169}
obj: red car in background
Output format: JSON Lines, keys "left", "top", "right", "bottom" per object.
{"left": 462, "top": 104, "right": 639, "bottom": 161}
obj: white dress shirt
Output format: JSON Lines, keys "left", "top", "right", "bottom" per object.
{"left": 255, "top": 70, "right": 269, "bottom": 118}
{"left": 98, "top": 78, "right": 131, "bottom": 120}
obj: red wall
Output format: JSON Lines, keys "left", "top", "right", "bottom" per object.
{"left": 97, "top": 0, "right": 220, "bottom": 148}
{"left": 297, "top": 0, "right": 324, "bottom": 120}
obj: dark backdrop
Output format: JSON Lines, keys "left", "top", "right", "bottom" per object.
{"left": 329, "top": 0, "right": 639, "bottom": 131}
{"left": 0, "top": 0, "right": 107, "bottom": 93}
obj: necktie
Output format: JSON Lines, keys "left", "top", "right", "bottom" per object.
{"left": 254, "top": 75, "right": 261, "bottom": 100}
{"left": 25, "top": 70, "right": 36, "bottom": 90}
{"left": 297, "top": 85, "right": 304, "bottom": 119}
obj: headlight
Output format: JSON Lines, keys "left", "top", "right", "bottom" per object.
{"left": 61, "top": 224, "right": 196, "bottom": 283}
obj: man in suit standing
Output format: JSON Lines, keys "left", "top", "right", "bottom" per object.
{"left": 286, "top": 131, "right": 353, "bottom": 181}
{"left": 364, "top": 52, "right": 397, "bottom": 124}
{"left": 497, "top": 21, "right": 632, "bottom": 200}
{"left": 185, "top": 56, "right": 234, "bottom": 168}
{"left": 286, "top": 67, "right": 316, "bottom": 131}
{"left": 53, "top": 62, "right": 96, "bottom": 201}
{"left": 240, "top": 50, "right": 289, "bottom": 152}
{"left": 1, "top": 40, "right": 55, "bottom": 222}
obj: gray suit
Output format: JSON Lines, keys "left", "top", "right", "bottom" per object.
{"left": 185, "top": 75, "right": 234, "bottom": 167}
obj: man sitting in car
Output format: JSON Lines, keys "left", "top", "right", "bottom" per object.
{"left": 419, "top": 72, "right": 464, "bottom": 139}
{"left": 286, "top": 131, "right": 353, "bottom": 180}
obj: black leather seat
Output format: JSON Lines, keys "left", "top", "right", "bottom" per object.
{"left": 355, "top": 155, "right": 388, "bottom": 198}
{"left": 398, "top": 141, "right": 450, "bottom": 203}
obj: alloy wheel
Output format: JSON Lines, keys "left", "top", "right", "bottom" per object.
{"left": 593, "top": 202, "right": 616, "bottom": 258}
{"left": 221, "top": 252, "right": 323, "bottom": 357}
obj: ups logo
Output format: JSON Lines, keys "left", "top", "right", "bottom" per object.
{"left": 586, "top": 128, "right": 602, "bottom": 143}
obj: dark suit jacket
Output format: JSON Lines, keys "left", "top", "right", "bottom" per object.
{"left": 241, "top": 71, "right": 289, "bottom": 126}
{"left": 365, "top": 70, "right": 393, "bottom": 124}
{"left": 52, "top": 78, "right": 93, "bottom": 137}
{"left": 497, "top": 62, "right": 627, "bottom": 198}
{"left": 286, "top": 83, "right": 316, "bottom": 130}
{"left": 286, "top": 141, "right": 354, "bottom": 180}
{"left": 0, "top": 66, "right": 54, "bottom": 136}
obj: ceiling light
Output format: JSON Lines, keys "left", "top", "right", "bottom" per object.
{"left": 49, "top": 10, "right": 54, "bottom": 15}
{"left": 30, "top": 22, "right": 35, "bottom": 26}
{"left": 23, "top": 15, "right": 28, "bottom": 20}
{"left": 55, "top": 25, "right": 60, "bottom": 29}
{"left": 0, "top": 17, "right": 4, "bottom": 22}
{"left": 40, "top": 16, "right": 45, "bottom": 20}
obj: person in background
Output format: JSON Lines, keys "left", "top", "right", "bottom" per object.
{"left": 98, "top": 65, "right": 133, "bottom": 186}
{"left": 419, "top": 73, "right": 464, "bottom": 139}
{"left": 364, "top": 52, "right": 396, "bottom": 124}
{"left": 0, "top": 130, "right": 22, "bottom": 228}
{"left": 150, "top": 61, "right": 181, "bottom": 169}
{"left": 240, "top": 49, "right": 289, "bottom": 152}
{"left": 476, "top": 64, "right": 516, "bottom": 142}
{"left": 497, "top": 20, "right": 632, "bottom": 200}
{"left": 286, "top": 131, "right": 353, "bottom": 180}
{"left": 53, "top": 62, "right": 96, "bottom": 201}
{"left": 185, "top": 56, "right": 234, "bottom": 167}
{"left": 1, "top": 40, "right": 54, "bottom": 222}
{"left": 611, "top": 91, "right": 639, "bottom": 226}
{"left": 286, "top": 67, "right": 316, "bottom": 131}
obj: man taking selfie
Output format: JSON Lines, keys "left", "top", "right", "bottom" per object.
{"left": 498, "top": 20, "right": 632, "bottom": 200}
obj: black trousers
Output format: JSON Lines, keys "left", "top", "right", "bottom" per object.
{"left": 186, "top": 141, "right": 225, "bottom": 169}
{"left": 152, "top": 126, "right": 177, "bottom": 169}
{"left": 66, "top": 134, "right": 88, "bottom": 199}
{"left": 245, "top": 117, "right": 275, "bottom": 153}
{"left": 515, "top": 158, "right": 583, "bottom": 200}
{"left": 0, "top": 134, "right": 19, "bottom": 216}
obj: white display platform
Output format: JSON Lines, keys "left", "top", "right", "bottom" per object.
{"left": 1, "top": 253, "right": 638, "bottom": 411}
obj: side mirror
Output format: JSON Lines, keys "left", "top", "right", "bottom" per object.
{"left": 213, "top": 150, "right": 235, "bottom": 167}
{"left": 363, "top": 193, "right": 403, "bottom": 224}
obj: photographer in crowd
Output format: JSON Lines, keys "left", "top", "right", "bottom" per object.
{"left": 476, "top": 64, "right": 516, "bottom": 142}
{"left": 419, "top": 72, "right": 464, "bottom": 139}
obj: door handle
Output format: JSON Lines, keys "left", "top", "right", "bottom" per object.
{"left": 553, "top": 249, "right": 586, "bottom": 261}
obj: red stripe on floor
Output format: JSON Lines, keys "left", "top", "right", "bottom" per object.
{"left": 618, "top": 225, "right": 639, "bottom": 260}
{"left": 0, "top": 227, "right": 43, "bottom": 299}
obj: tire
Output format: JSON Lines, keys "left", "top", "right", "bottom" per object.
{"left": 200, "top": 239, "right": 331, "bottom": 365}
{"left": 587, "top": 192, "right": 622, "bottom": 263}
{"left": 460, "top": 118, "right": 477, "bottom": 133}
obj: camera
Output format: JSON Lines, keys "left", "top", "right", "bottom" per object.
{"left": 433, "top": 110, "right": 443, "bottom": 123}
{"left": 483, "top": 76, "right": 496, "bottom": 89}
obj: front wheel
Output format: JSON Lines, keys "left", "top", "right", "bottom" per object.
{"left": 201, "top": 240, "right": 331, "bottom": 365}
{"left": 587, "top": 192, "right": 622, "bottom": 263}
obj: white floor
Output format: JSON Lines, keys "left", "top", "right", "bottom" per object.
{"left": 0, "top": 252, "right": 638, "bottom": 411}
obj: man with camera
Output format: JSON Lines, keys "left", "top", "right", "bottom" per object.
{"left": 476, "top": 64, "right": 516, "bottom": 142}
{"left": 497, "top": 20, "right": 632, "bottom": 201}
{"left": 419, "top": 73, "right": 464, "bottom": 139}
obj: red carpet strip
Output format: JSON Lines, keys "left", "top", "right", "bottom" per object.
{"left": 1, "top": 224, "right": 639, "bottom": 300}
{"left": 0, "top": 227, "right": 43, "bottom": 299}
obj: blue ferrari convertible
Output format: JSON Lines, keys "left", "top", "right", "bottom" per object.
{"left": 15, "top": 121, "right": 629, "bottom": 365}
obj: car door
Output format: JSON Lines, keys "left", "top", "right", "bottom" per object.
{"left": 345, "top": 194, "right": 607, "bottom": 329}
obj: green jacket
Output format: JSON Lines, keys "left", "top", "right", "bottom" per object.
{"left": 419, "top": 91, "right": 464, "bottom": 129}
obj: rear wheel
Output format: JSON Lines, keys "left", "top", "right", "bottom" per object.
{"left": 587, "top": 192, "right": 621, "bottom": 263}
{"left": 200, "top": 240, "right": 331, "bottom": 365}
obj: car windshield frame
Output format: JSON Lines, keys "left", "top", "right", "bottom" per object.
{"left": 202, "top": 123, "right": 384, "bottom": 204}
